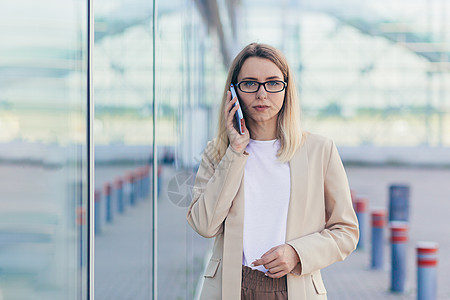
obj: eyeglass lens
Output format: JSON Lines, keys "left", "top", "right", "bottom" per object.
{"left": 238, "top": 81, "right": 285, "bottom": 93}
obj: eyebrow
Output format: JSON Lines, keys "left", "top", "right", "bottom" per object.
{"left": 240, "top": 76, "right": 282, "bottom": 81}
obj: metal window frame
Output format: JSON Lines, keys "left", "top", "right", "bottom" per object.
{"left": 88, "top": 0, "right": 94, "bottom": 298}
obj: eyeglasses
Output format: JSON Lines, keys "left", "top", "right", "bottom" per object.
{"left": 236, "top": 80, "right": 287, "bottom": 93}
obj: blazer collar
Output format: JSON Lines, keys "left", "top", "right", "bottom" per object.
{"left": 285, "top": 140, "right": 309, "bottom": 241}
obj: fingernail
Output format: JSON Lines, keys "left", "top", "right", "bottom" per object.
{"left": 250, "top": 263, "right": 255, "bottom": 267}
{"left": 264, "top": 273, "right": 268, "bottom": 277}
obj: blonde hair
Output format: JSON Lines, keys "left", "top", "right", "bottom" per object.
{"left": 213, "top": 43, "right": 303, "bottom": 164}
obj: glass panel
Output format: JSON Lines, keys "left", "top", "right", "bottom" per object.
{"left": 93, "top": 1, "right": 154, "bottom": 299}
{"left": 240, "top": 0, "right": 450, "bottom": 147}
{"left": 157, "top": 1, "right": 227, "bottom": 299}
{"left": 0, "top": 0, "right": 89, "bottom": 299}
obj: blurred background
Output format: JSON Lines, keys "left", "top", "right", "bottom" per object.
{"left": 0, "top": 0, "right": 449, "bottom": 299}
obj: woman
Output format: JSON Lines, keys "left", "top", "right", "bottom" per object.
{"left": 186, "top": 43, "right": 359, "bottom": 300}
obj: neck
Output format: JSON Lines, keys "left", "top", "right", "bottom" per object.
{"left": 247, "top": 118, "right": 278, "bottom": 141}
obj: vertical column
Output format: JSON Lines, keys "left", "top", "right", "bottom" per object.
{"left": 104, "top": 182, "right": 113, "bottom": 223}
{"left": 135, "top": 168, "right": 143, "bottom": 200}
{"left": 389, "top": 185, "right": 410, "bottom": 222}
{"left": 139, "top": 167, "right": 146, "bottom": 198}
{"left": 390, "top": 221, "right": 409, "bottom": 293}
{"left": 114, "top": 177, "right": 124, "bottom": 214}
{"left": 371, "top": 209, "right": 387, "bottom": 270}
{"left": 94, "top": 190, "right": 102, "bottom": 235}
{"left": 126, "top": 172, "right": 136, "bottom": 206}
{"left": 356, "top": 197, "right": 368, "bottom": 250}
{"left": 143, "top": 165, "right": 150, "bottom": 199}
{"left": 417, "top": 242, "right": 438, "bottom": 300}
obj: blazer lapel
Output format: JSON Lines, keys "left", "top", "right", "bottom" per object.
{"left": 222, "top": 175, "right": 245, "bottom": 300}
{"left": 285, "top": 141, "right": 309, "bottom": 241}
{"left": 285, "top": 141, "right": 309, "bottom": 299}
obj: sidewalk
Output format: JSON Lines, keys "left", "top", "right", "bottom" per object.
{"left": 94, "top": 165, "right": 450, "bottom": 299}
{"left": 94, "top": 164, "right": 209, "bottom": 300}
{"left": 320, "top": 166, "right": 450, "bottom": 299}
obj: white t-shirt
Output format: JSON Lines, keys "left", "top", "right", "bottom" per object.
{"left": 242, "top": 138, "right": 291, "bottom": 273}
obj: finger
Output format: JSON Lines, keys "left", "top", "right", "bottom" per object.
{"left": 264, "top": 259, "right": 283, "bottom": 270}
{"left": 266, "top": 270, "right": 286, "bottom": 279}
{"left": 253, "top": 246, "right": 281, "bottom": 266}
{"left": 260, "top": 246, "right": 279, "bottom": 259}
{"left": 226, "top": 103, "right": 240, "bottom": 127}
{"left": 253, "top": 252, "right": 277, "bottom": 267}
{"left": 225, "top": 102, "right": 238, "bottom": 126}
{"left": 266, "top": 265, "right": 284, "bottom": 274}
{"left": 225, "top": 92, "right": 237, "bottom": 111}
{"left": 225, "top": 97, "right": 237, "bottom": 120}
{"left": 262, "top": 248, "right": 281, "bottom": 263}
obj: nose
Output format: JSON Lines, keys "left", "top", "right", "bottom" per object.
{"left": 255, "top": 84, "right": 267, "bottom": 99}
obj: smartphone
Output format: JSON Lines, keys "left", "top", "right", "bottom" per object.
{"left": 230, "top": 84, "right": 244, "bottom": 135}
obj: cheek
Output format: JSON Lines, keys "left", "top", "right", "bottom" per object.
{"left": 239, "top": 95, "right": 252, "bottom": 111}
{"left": 272, "top": 95, "right": 285, "bottom": 112}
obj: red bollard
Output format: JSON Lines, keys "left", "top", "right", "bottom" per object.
{"left": 104, "top": 182, "right": 113, "bottom": 223}
{"left": 371, "top": 209, "right": 387, "bottom": 269}
{"left": 390, "top": 221, "right": 409, "bottom": 293}
{"left": 114, "top": 177, "right": 124, "bottom": 213}
{"left": 94, "top": 189, "right": 102, "bottom": 235}
{"left": 125, "top": 172, "right": 136, "bottom": 205}
{"left": 356, "top": 197, "right": 368, "bottom": 249}
{"left": 417, "top": 242, "right": 438, "bottom": 300}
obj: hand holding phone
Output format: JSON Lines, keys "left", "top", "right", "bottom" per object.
{"left": 230, "top": 84, "right": 244, "bottom": 135}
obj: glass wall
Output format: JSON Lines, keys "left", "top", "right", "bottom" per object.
{"left": 239, "top": 0, "right": 450, "bottom": 147}
{"left": 93, "top": 1, "right": 154, "bottom": 299}
{"left": 0, "top": 0, "right": 89, "bottom": 299}
{"left": 156, "top": 1, "right": 227, "bottom": 298}
{"left": 1, "top": 0, "right": 448, "bottom": 299}
{"left": 92, "top": 0, "right": 228, "bottom": 298}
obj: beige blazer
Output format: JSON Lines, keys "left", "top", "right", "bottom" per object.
{"left": 187, "top": 132, "right": 359, "bottom": 299}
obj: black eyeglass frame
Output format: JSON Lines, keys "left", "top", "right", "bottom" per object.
{"left": 236, "top": 80, "right": 287, "bottom": 93}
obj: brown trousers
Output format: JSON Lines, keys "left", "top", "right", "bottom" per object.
{"left": 241, "top": 265, "right": 288, "bottom": 300}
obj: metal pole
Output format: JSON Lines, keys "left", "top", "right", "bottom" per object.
{"left": 87, "top": 0, "right": 94, "bottom": 297}
{"left": 371, "top": 209, "right": 387, "bottom": 270}
{"left": 94, "top": 190, "right": 101, "bottom": 235}
{"left": 390, "top": 221, "right": 409, "bottom": 293}
{"left": 417, "top": 241, "right": 438, "bottom": 300}
{"left": 356, "top": 197, "right": 368, "bottom": 250}
{"left": 389, "top": 185, "right": 410, "bottom": 222}
{"left": 152, "top": 0, "right": 158, "bottom": 298}
{"left": 104, "top": 183, "right": 113, "bottom": 223}
{"left": 114, "top": 178, "right": 125, "bottom": 214}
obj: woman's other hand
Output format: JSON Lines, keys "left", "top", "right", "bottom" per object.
{"left": 225, "top": 91, "right": 250, "bottom": 153}
{"left": 251, "top": 244, "right": 301, "bottom": 278}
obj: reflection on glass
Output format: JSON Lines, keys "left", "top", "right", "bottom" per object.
{"left": 156, "top": 1, "right": 228, "bottom": 299}
{"left": 242, "top": 0, "right": 450, "bottom": 147}
{"left": 93, "top": 1, "right": 154, "bottom": 299}
{"left": 0, "top": 0, "right": 88, "bottom": 299}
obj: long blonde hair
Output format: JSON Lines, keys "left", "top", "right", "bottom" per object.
{"left": 213, "top": 43, "right": 303, "bottom": 164}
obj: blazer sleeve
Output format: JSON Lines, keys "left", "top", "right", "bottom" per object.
{"left": 287, "top": 141, "right": 359, "bottom": 275}
{"left": 186, "top": 141, "right": 249, "bottom": 238}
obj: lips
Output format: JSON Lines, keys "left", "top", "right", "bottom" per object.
{"left": 253, "top": 105, "right": 269, "bottom": 111}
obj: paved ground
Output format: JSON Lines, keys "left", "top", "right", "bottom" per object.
{"left": 94, "top": 164, "right": 209, "bottom": 300}
{"left": 322, "top": 167, "right": 450, "bottom": 300}
{"left": 93, "top": 165, "right": 450, "bottom": 299}
{"left": 1, "top": 160, "right": 447, "bottom": 299}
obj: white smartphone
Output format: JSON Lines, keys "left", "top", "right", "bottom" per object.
{"left": 230, "top": 84, "right": 244, "bottom": 135}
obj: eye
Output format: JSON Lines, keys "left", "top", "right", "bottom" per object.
{"left": 243, "top": 81, "right": 257, "bottom": 87}
{"left": 267, "top": 81, "right": 281, "bottom": 86}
